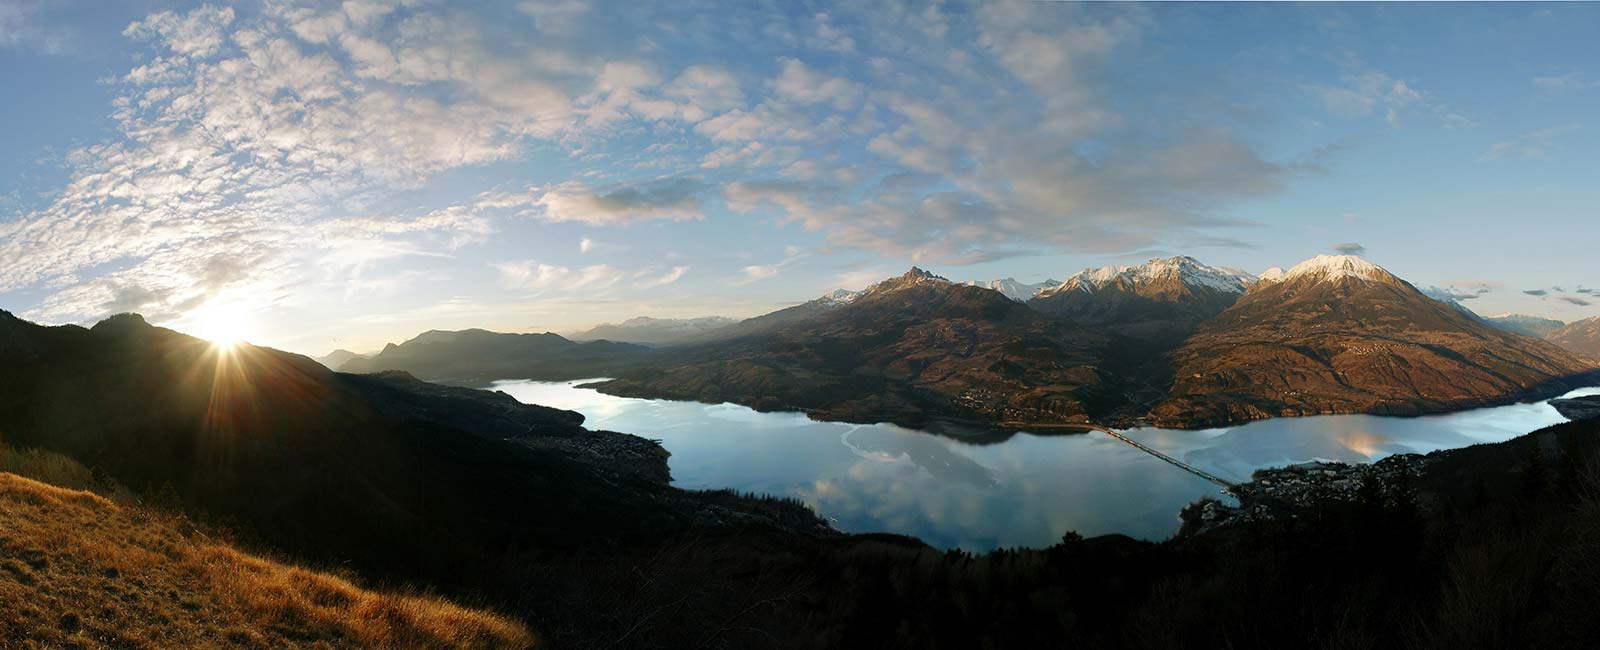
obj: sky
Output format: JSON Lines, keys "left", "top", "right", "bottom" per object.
{"left": 0, "top": 1, "right": 1597, "bottom": 355}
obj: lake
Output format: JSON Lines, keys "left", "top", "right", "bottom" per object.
{"left": 493, "top": 380, "right": 1600, "bottom": 550}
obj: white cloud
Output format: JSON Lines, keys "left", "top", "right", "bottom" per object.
{"left": 1305, "top": 70, "right": 1463, "bottom": 128}
{"left": 0, "top": 0, "right": 75, "bottom": 53}
{"left": 1479, "top": 125, "right": 1577, "bottom": 161}
{"left": 532, "top": 179, "right": 705, "bottom": 225}
{"left": 1, "top": 1, "right": 1338, "bottom": 331}
{"left": 770, "top": 58, "right": 863, "bottom": 109}
{"left": 497, "top": 261, "right": 624, "bottom": 291}
{"left": 636, "top": 266, "right": 689, "bottom": 288}
{"left": 740, "top": 265, "right": 780, "bottom": 282}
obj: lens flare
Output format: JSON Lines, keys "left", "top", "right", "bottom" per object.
{"left": 188, "top": 302, "right": 257, "bottom": 350}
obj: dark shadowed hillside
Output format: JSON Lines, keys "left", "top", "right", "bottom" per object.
{"left": 339, "top": 328, "right": 654, "bottom": 381}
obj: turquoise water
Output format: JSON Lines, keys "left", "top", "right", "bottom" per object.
{"left": 494, "top": 380, "right": 1600, "bottom": 550}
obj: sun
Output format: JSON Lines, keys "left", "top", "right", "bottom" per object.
{"left": 189, "top": 302, "right": 257, "bottom": 350}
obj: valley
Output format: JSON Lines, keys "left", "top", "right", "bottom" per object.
{"left": 339, "top": 256, "right": 1599, "bottom": 431}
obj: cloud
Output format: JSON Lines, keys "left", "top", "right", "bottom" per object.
{"left": 1331, "top": 242, "right": 1367, "bottom": 256}
{"left": 1533, "top": 73, "right": 1599, "bottom": 91}
{"left": 736, "top": 245, "right": 806, "bottom": 284}
{"left": 635, "top": 266, "right": 689, "bottom": 288}
{"left": 740, "top": 265, "right": 780, "bottom": 282}
{"left": 496, "top": 261, "right": 623, "bottom": 291}
{"left": 579, "top": 238, "right": 595, "bottom": 254}
{"left": 0, "top": 2, "right": 1366, "bottom": 331}
{"left": 0, "top": 0, "right": 76, "bottom": 53}
{"left": 771, "top": 58, "right": 864, "bottom": 109}
{"left": 1306, "top": 69, "right": 1464, "bottom": 128}
{"left": 1479, "top": 126, "right": 1577, "bottom": 161}
{"left": 1524, "top": 290, "right": 1549, "bottom": 296}
{"left": 1560, "top": 296, "right": 1593, "bottom": 307}
{"left": 530, "top": 179, "right": 706, "bottom": 225}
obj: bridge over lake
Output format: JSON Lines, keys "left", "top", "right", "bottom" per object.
{"left": 1001, "top": 422, "right": 1239, "bottom": 492}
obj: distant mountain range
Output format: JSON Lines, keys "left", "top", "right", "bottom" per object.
{"left": 1487, "top": 314, "right": 1568, "bottom": 338}
{"left": 1549, "top": 316, "right": 1600, "bottom": 360}
{"left": 961, "top": 277, "right": 1061, "bottom": 302}
{"left": 570, "top": 316, "right": 739, "bottom": 346}
{"left": 314, "top": 348, "right": 367, "bottom": 370}
{"left": 339, "top": 328, "right": 654, "bottom": 381}
{"left": 322, "top": 255, "right": 1600, "bottom": 429}
{"left": 594, "top": 267, "right": 1118, "bottom": 425}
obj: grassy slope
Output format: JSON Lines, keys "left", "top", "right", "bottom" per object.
{"left": 0, "top": 470, "right": 534, "bottom": 650}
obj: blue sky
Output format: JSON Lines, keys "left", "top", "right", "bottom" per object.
{"left": 0, "top": 1, "right": 1597, "bottom": 354}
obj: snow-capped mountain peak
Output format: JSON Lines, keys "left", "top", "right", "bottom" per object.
{"left": 817, "top": 288, "right": 861, "bottom": 307}
{"left": 1257, "top": 267, "right": 1287, "bottom": 283}
{"left": 1036, "top": 256, "right": 1254, "bottom": 298}
{"left": 1280, "top": 254, "right": 1395, "bottom": 284}
{"left": 963, "top": 277, "right": 1061, "bottom": 302}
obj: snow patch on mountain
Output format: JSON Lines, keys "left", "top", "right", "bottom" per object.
{"left": 963, "top": 277, "right": 1061, "bottom": 302}
{"left": 817, "top": 288, "right": 862, "bottom": 307}
{"left": 1036, "top": 257, "right": 1255, "bottom": 298}
{"left": 1281, "top": 255, "right": 1394, "bottom": 284}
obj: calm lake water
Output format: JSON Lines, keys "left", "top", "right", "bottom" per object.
{"left": 494, "top": 380, "right": 1600, "bottom": 550}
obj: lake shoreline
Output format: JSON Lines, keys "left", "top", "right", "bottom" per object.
{"left": 489, "top": 378, "right": 1600, "bottom": 550}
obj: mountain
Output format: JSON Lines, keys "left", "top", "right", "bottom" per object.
{"left": 667, "top": 288, "right": 863, "bottom": 345}
{"left": 591, "top": 268, "right": 1118, "bottom": 427}
{"left": 1419, "top": 286, "right": 1485, "bottom": 321}
{"left": 1152, "top": 255, "right": 1597, "bottom": 427}
{"left": 1029, "top": 256, "right": 1255, "bottom": 336}
{"left": 570, "top": 316, "right": 738, "bottom": 346}
{"left": 1487, "top": 314, "right": 1567, "bottom": 338}
{"left": 314, "top": 348, "right": 366, "bottom": 370}
{"left": 962, "top": 277, "right": 1060, "bottom": 302}
{"left": 1548, "top": 316, "right": 1600, "bottom": 360}
{"left": 339, "top": 328, "right": 653, "bottom": 381}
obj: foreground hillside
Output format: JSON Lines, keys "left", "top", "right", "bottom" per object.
{"left": 0, "top": 471, "right": 532, "bottom": 649}
{"left": 0, "top": 308, "right": 830, "bottom": 647}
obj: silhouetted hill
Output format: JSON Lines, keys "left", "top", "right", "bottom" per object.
{"left": 0, "top": 311, "right": 828, "bottom": 607}
{"left": 314, "top": 348, "right": 366, "bottom": 370}
{"left": 339, "top": 328, "right": 654, "bottom": 381}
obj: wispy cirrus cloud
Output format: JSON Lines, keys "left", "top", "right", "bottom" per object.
{"left": 1, "top": 1, "right": 1520, "bottom": 343}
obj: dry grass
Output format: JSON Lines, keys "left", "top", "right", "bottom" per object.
{"left": 0, "top": 472, "right": 536, "bottom": 650}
